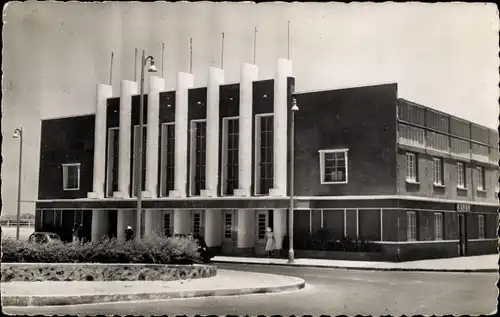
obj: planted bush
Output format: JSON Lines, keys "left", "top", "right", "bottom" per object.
{"left": 1, "top": 234, "right": 202, "bottom": 264}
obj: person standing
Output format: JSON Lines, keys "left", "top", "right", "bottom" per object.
{"left": 72, "top": 223, "right": 80, "bottom": 243}
{"left": 125, "top": 226, "right": 135, "bottom": 241}
{"left": 265, "top": 227, "right": 276, "bottom": 258}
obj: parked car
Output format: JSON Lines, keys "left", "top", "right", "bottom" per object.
{"left": 171, "top": 233, "right": 213, "bottom": 263}
{"left": 28, "top": 232, "right": 61, "bottom": 244}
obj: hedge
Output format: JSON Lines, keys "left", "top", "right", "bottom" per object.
{"left": 1, "top": 234, "right": 202, "bottom": 264}
{"left": 282, "top": 228, "right": 382, "bottom": 252}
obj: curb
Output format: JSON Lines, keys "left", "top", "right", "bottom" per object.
{"left": 1, "top": 279, "right": 306, "bottom": 307}
{"left": 212, "top": 261, "right": 498, "bottom": 273}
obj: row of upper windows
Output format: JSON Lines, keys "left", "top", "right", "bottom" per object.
{"left": 405, "top": 152, "right": 499, "bottom": 194}
{"left": 61, "top": 119, "right": 352, "bottom": 194}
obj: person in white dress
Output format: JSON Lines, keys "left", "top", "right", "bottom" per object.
{"left": 265, "top": 227, "right": 275, "bottom": 258}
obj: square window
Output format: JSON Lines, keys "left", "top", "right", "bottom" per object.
{"left": 319, "top": 149, "right": 348, "bottom": 184}
{"left": 405, "top": 152, "right": 417, "bottom": 182}
{"left": 62, "top": 163, "right": 80, "bottom": 190}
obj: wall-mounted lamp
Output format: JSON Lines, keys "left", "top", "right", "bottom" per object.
{"left": 263, "top": 94, "right": 267, "bottom": 99}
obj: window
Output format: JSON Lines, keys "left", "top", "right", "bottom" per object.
{"left": 407, "top": 211, "right": 417, "bottom": 241}
{"left": 257, "top": 213, "right": 267, "bottom": 239}
{"left": 132, "top": 125, "right": 147, "bottom": 197}
{"left": 397, "top": 100, "right": 425, "bottom": 125}
{"left": 476, "top": 166, "right": 485, "bottom": 191}
{"left": 405, "top": 152, "right": 417, "bottom": 182}
{"left": 457, "top": 162, "right": 466, "bottom": 188}
{"left": 478, "top": 214, "right": 485, "bottom": 239}
{"left": 222, "top": 117, "right": 239, "bottom": 196}
{"left": 472, "top": 143, "right": 489, "bottom": 163}
{"left": 426, "top": 131, "right": 449, "bottom": 153}
{"left": 255, "top": 114, "right": 274, "bottom": 195}
{"left": 433, "top": 157, "right": 443, "bottom": 185}
{"left": 192, "top": 212, "right": 202, "bottom": 236}
{"left": 398, "top": 124, "right": 425, "bottom": 148}
{"left": 319, "top": 149, "right": 348, "bottom": 184}
{"left": 62, "top": 163, "right": 80, "bottom": 190}
{"left": 190, "top": 120, "right": 207, "bottom": 196}
{"left": 163, "top": 212, "right": 172, "bottom": 236}
{"left": 434, "top": 213, "right": 443, "bottom": 240}
{"left": 106, "top": 127, "right": 119, "bottom": 197}
{"left": 224, "top": 212, "right": 233, "bottom": 238}
{"left": 451, "top": 138, "right": 470, "bottom": 159}
{"left": 160, "top": 123, "right": 175, "bottom": 197}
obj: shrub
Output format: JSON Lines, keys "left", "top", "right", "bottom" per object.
{"left": 1, "top": 233, "right": 202, "bottom": 264}
{"left": 282, "top": 231, "right": 382, "bottom": 253}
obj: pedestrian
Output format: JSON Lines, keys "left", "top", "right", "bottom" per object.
{"left": 77, "top": 224, "right": 85, "bottom": 243}
{"left": 265, "top": 227, "right": 276, "bottom": 258}
{"left": 125, "top": 225, "right": 135, "bottom": 241}
{"left": 72, "top": 223, "right": 80, "bottom": 243}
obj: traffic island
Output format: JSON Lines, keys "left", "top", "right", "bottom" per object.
{"left": 1, "top": 263, "right": 217, "bottom": 282}
{"left": 1, "top": 269, "right": 306, "bottom": 307}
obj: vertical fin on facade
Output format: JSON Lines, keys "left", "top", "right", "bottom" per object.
{"left": 271, "top": 58, "right": 293, "bottom": 197}
{"left": 145, "top": 75, "right": 165, "bottom": 198}
{"left": 114, "top": 80, "right": 138, "bottom": 198}
{"left": 88, "top": 84, "right": 113, "bottom": 199}
{"left": 235, "top": 63, "right": 259, "bottom": 197}
{"left": 202, "top": 67, "right": 225, "bottom": 198}
{"left": 170, "top": 72, "right": 194, "bottom": 198}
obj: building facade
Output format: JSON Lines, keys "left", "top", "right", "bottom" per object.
{"left": 35, "top": 58, "right": 499, "bottom": 260}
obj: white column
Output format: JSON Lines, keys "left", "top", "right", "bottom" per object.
{"left": 204, "top": 209, "right": 221, "bottom": 247}
{"left": 173, "top": 209, "right": 191, "bottom": 234}
{"left": 88, "top": 84, "right": 113, "bottom": 199}
{"left": 114, "top": 80, "right": 138, "bottom": 198}
{"left": 91, "top": 210, "right": 109, "bottom": 241}
{"left": 117, "top": 209, "right": 136, "bottom": 241}
{"left": 202, "top": 67, "right": 225, "bottom": 197}
{"left": 237, "top": 209, "right": 255, "bottom": 248}
{"left": 169, "top": 72, "right": 194, "bottom": 198}
{"left": 235, "top": 63, "right": 259, "bottom": 197}
{"left": 144, "top": 76, "right": 164, "bottom": 198}
{"left": 270, "top": 58, "right": 293, "bottom": 197}
{"left": 273, "top": 209, "right": 286, "bottom": 249}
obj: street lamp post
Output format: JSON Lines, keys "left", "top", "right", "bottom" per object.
{"left": 288, "top": 98, "right": 299, "bottom": 263}
{"left": 13, "top": 127, "right": 23, "bottom": 240}
{"left": 135, "top": 51, "right": 157, "bottom": 242}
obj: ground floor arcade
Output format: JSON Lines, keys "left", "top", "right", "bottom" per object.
{"left": 34, "top": 197, "right": 498, "bottom": 260}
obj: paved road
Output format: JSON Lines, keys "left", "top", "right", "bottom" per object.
{"left": 4, "top": 263, "right": 497, "bottom": 316}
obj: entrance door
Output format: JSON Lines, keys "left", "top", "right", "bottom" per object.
{"left": 221, "top": 210, "right": 237, "bottom": 254}
{"left": 458, "top": 213, "right": 466, "bottom": 256}
{"left": 255, "top": 210, "right": 272, "bottom": 256}
{"left": 192, "top": 210, "right": 204, "bottom": 237}
{"left": 163, "top": 210, "right": 173, "bottom": 237}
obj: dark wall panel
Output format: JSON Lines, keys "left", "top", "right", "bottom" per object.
{"left": 358, "top": 209, "right": 381, "bottom": 241}
{"left": 293, "top": 84, "right": 398, "bottom": 197}
{"left": 345, "top": 209, "right": 357, "bottom": 238}
{"left": 322, "top": 210, "right": 344, "bottom": 237}
{"left": 38, "top": 115, "right": 95, "bottom": 199}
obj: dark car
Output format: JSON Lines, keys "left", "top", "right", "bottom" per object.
{"left": 171, "top": 233, "right": 213, "bottom": 263}
{"left": 28, "top": 232, "right": 61, "bottom": 244}
{"left": 192, "top": 235, "right": 213, "bottom": 263}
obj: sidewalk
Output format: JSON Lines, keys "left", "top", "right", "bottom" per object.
{"left": 1, "top": 269, "right": 305, "bottom": 307}
{"left": 212, "top": 254, "right": 499, "bottom": 273}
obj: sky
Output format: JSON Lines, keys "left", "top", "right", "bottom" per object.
{"left": 2, "top": 2, "right": 499, "bottom": 216}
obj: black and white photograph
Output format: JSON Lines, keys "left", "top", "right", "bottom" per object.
{"left": 1, "top": 1, "right": 498, "bottom": 316}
